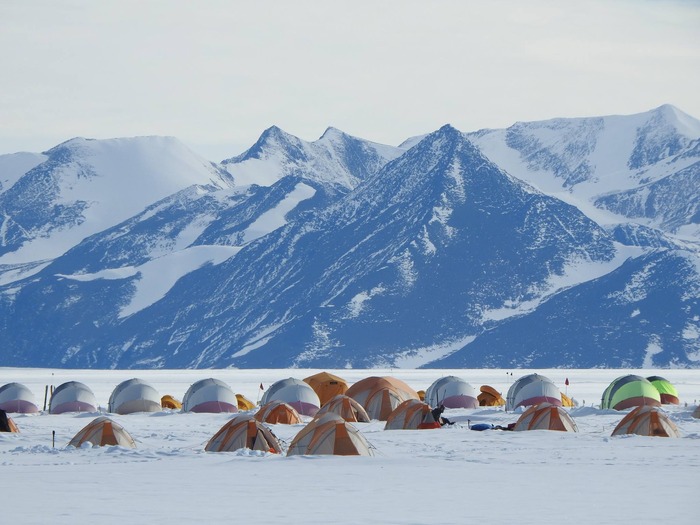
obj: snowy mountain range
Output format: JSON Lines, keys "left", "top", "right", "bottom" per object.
{"left": 1, "top": 105, "right": 698, "bottom": 369}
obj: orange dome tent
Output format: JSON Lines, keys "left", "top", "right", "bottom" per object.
{"left": 205, "top": 415, "right": 281, "bottom": 453}
{"left": 513, "top": 402, "right": 578, "bottom": 432}
{"left": 254, "top": 400, "right": 303, "bottom": 424}
{"left": 611, "top": 406, "right": 680, "bottom": 438}
{"left": 303, "top": 372, "right": 348, "bottom": 406}
{"left": 316, "top": 395, "right": 370, "bottom": 423}
{"left": 384, "top": 399, "right": 441, "bottom": 430}
{"left": 287, "top": 413, "right": 374, "bottom": 456}
{"left": 346, "top": 376, "right": 419, "bottom": 420}
{"left": 68, "top": 416, "right": 136, "bottom": 448}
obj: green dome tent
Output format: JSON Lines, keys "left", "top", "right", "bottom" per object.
{"left": 646, "top": 376, "right": 679, "bottom": 405}
{"left": 601, "top": 375, "right": 661, "bottom": 411}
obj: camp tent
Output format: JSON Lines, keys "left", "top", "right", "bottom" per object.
{"left": 513, "top": 402, "right": 578, "bottom": 432}
{"left": 316, "top": 395, "right": 370, "bottom": 423}
{"left": 255, "top": 400, "right": 303, "bottom": 425}
{"left": 417, "top": 390, "right": 426, "bottom": 401}
{"left": 0, "top": 409, "right": 19, "bottom": 433}
{"left": 693, "top": 406, "right": 700, "bottom": 419}
{"left": 646, "top": 376, "right": 680, "bottom": 405}
{"left": 108, "top": 378, "right": 161, "bottom": 415}
{"left": 384, "top": 399, "right": 441, "bottom": 430}
{"left": 182, "top": 378, "right": 238, "bottom": 413}
{"left": 346, "top": 376, "right": 420, "bottom": 420}
{"left": 161, "top": 395, "right": 182, "bottom": 410}
{"left": 261, "top": 378, "right": 320, "bottom": 417}
{"left": 303, "top": 372, "right": 348, "bottom": 406}
{"left": 560, "top": 393, "right": 575, "bottom": 407}
{"left": 478, "top": 385, "right": 505, "bottom": 407}
{"left": 611, "top": 406, "right": 680, "bottom": 438}
{"left": 205, "top": 415, "right": 281, "bottom": 453}
{"left": 0, "top": 382, "right": 39, "bottom": 414}
{"left": 287, "top": 413, "right": 374, "bottom": 456}
{"left": 68, "top": 416, "right": 137, "bottom": 448}
{"left": 49, "top": 381, "right": 97, "bottom": 414}
{"left": 506, "top": 374, "right": 561, "bottom": 411}
{"left": 425, "top": 376, "right": 478, "bottom": 409}
{"left": 235, "top": 394, "right": 255, "bottom": 411}
{"left": 601, "top": 375, "right": 661, "bottom": 411}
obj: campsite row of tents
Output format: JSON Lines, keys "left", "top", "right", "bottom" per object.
{"left": 2, "top": 372, "right": 691, "bottom": 452}
{"left": 36, "top": 394, "right": 684, "bottom": 458}
{"left": 0, "top": 373, "right": 684, "bottom": 419}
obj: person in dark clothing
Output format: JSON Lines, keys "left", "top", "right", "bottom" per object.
{"left": 431, "top": 404, "right": 453, "bottom": 426}
{"left": 0, "top": 409, "right": 12, "bottom": 432}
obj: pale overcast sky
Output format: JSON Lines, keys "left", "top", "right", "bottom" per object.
{"left": 1, "top": 0, "right": 699, "bottom": 160}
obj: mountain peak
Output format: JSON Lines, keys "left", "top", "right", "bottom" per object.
{"left": 648, "top": 104, "right": 700, "bottom": 138}
{"left": 319, "top": 126, "right": 345, "bottom": 140}
{"left": 438, "top": 123, "right": 459, "bottom": 134}
{"left": 225, "top": 125, "right": 300, "bottom": 163}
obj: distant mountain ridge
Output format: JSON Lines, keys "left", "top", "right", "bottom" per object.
{"left": 0, "top": 106, "right": 698, "bottom": 369}
{"left": 469, "top": 104, "right": 700, "bottom": 238}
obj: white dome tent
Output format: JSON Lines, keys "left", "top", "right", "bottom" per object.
{"left": 424, "top": 376, "right": 478, "bottom": 409}
{"left": 108, "top": 378, "right": 161, "bottom": 415}
{"left": 506, "top": 374, "right": 562, "bottom": 411}
{"left": 182, "top": 378, "right": 238, "bottom": 413}
{"left": 49, "top": 381, "right": 98, "bottom": 414}
{"left": 261, "top": 378, "right": 320, "bottom": 417}
{"left": 0, "top": 382, "right": 39, "bottom": 414}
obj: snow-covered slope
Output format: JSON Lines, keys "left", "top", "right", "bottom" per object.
{"left": 0, "top": 152, "right": 47, "bottom": 193}
{"left": 469, "top": 105, "right": 700, "bottom": 239}
{"left": 222, "top": 126, "right": 404, "bottom": 191}
{"left": 1, "top": 110, "right": 699, "bottom": 370}
{"left": 0, "top": 125, "right": 633, "bottom": 369}
{"left": 0, "top": 137, "right": 233, "bottom": 264}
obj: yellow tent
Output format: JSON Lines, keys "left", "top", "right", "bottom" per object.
{"left": 236, "top": 393, "right": 256, "bottom": 411}
{"left": 560, "top": 393, "right": 574, "bottom": 407}
{"left": 303, "top": 372, "right": 349, "bottom": 406}
{"left": 478, "top": 385, "right": 505, "bottom": 406}
{"left": 161, "top": 395, "right": 182, "bottom": 410}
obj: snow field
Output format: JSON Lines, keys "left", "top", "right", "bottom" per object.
{"left": 2, "top": 368, "right": 699, "bottom": 525}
